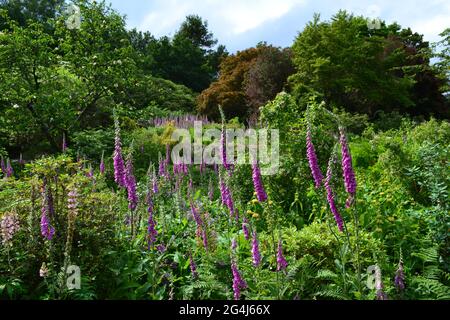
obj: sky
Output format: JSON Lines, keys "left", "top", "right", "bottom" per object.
{"left": 107, "top": 0, "right": 450, "bottom": 52}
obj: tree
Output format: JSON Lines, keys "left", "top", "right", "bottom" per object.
{"left": 197, "top": 44, "right": 294, "bottom": 121}
{"left": 0, "top": 0, "right": 64, "bottom": 28}
{"left": 289, "top": 11, "right": 449, "bottom": 118}
{"left": 146, "top": 15, "right": 228, "bottom": 92}
{"left": 0, "top": 0, "right": 138, "bottom": 155}
{"left": 245, "top": 44, "right": 295, "bottom": 116}
{"left": 174, "top": 14, "right": 217, "bottom": 49}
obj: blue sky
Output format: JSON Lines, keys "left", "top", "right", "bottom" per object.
{"left": 106, "top": 0, "right": 449, "bottom": 52}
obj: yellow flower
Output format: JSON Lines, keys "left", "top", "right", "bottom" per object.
{"left": 252, "top": 213, "right": 260, "bottom": 219}
{"left": 251, "top": 199, "right": 259, "bottom": 205}
{"left": 268, "top": 200, "right": 273, "bottom": 205}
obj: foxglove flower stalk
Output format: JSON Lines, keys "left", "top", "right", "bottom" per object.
{"left": 340, "top": 128, "right": 357, "bottom": 207}
{"left": 395, "top": 259, "right": 405, "bottom": 291}
{"left": 6, "top": 159, "right": 13, "bottom": 178}
{"left": 65, "top": 187, "right": 78, "bottom": 260}
{"left": 325, "top": 156, "right": 344, "bottom": 232}
{"left": 306, "top": 124, "right": 324, "bottom": 188}
{"left": 251, "top": 230, "right": 262, "bottom": 267}
{"left": 219, "top": 172, "right": 235, "bottom": 218}
{"left": 202, "top": 227, "right": 208, "bottom": 251}
{"left": 67, "top": 188, "right": 79, "bottom": 214}
{"left": 190, "top": 201, "right": 203, "bottom": 228}
{"left": 375, "top": 265, "right": 388, "bottom": 300}
{"left": 40, "top": 187, "right": 55, "bottom": 241}
{"left": 220, "top": 127, "right": 229, "bottom": 170}
{"left": 113, "top": 118, "right": 126, "bottom": 188}
{"left": 189, "top": 253, "right": 199, "bottom": 279}
{"left": 99, "top": 151, "right": 105, "bottom": 175}
{"left": 208, "top": 178, "right": 214, "bottom": 201}
{"left": 251, "top": 161, "right": 267, "bottom": 202}
{"left": 147, "top": 197, "right": 158, "bottom": 248}
{"left": 46, "top": 183, "right": 55, "bottom": 217}
{"left": 125, "top": 156, "right": 138, "bottom": 211}
{"left": 86, "top": 165, "right": 94, "bottom": 179}
{"left": 152, "top": 172, "right": 159, "bottom": 194}
{"left": 277, "top": 239, "right": 288, "bottom": 272}
{"left": 231, "top": 259, "right": 247, "bottom": 300}
{"left": 0, "top": 212, "right": 20, "bottom": 246}
{"left": 242, "top": 217, "right": 250, "bottom": 240}
{"left": 0, "top": 156, "right": 5, "bottom": 175}
{"left": 232, "top": 238, "right": 238, "bottom": 251}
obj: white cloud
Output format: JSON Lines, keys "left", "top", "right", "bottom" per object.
{"left": 133, "top": 0, "right": 449, "bottom": 49}
{"left": 138, "top": 0, "right": 306, "bottom": 37}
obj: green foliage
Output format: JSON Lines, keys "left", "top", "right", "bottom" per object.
{"left": 289, "top": 11, "right": 449, "bottom": 118}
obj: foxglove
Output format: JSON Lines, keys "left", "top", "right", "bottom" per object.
{"left": 325, "top": 156, "right": 344, "bottom": 232}
{"left": 99, "top": 151, "right": 105, "bottom": 174}
{"left": 189, "top": 253, "right": 199, "bottom": 279}
{"left": 113, "top": 117, "right": 126, "bottom": 187}
{"left": 277, "top": 239, "right": 288, "bottom": 272}
{"left": 375, "top": 265, "right": 388, "bottom": 300}
{"left": 251, "top": 161, "right": 267, "bottom": 202}
{"left": 40, "top": 187, "right": 55, "bottom": 241}
{"left": 147, "top": 197, "right": 158, "bottom": 248}
{"left": 251, "top": 230, "right": 262, "bottom": 267}
{"left": 125, "top": 156, "right": 138, "bottom": 211}
{"left": 0, "top": 212, "right": 20, "bottom": 246}
{"left": 340, "top": 128, "right": 357, "bottom": 207}
{"left": 395, "top": 259, "right": 405, "bottom": 291}
{"left": 306, "top": 124, "right": 324, "bottom": 188}
{"left": 231, "top": 259, "right": 247, "bottom": 300}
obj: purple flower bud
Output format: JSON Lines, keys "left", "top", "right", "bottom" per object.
{"left": 242, "top": 217, "right": 250, "bottom": 240}
{"left": 0, "top": 156, "right": 6, "bottom": 175}
{"left": 125, "top": 156, "right": 138, "bottom": 211}
{"left": 325, "top": 157, "right": 344, "bottom": 232}
{"left": 221, "top": 128, "right": 229, "bottom": 170}
{"left": 40, "top": 186, "right": 55, "bottom": 241}
{"left": 277, "top": 239, "right": 288, "bottom": 272}
{"left": 5, "top": 159, "right": 13, "bottom": 178}
{"left": 189, "top": 253, "right": 199, "bottom": 279}
{"left": 306, "top": 124, "right": 324, "bottom": 188}
{"left": 113, "top": 118, "right": 126, "bottom": 188}
{"left": 251, "top": 161, "right": 267, "bottom": 202}
{"left": 147, "top": 197, "right": 158, "bottom": 248}
{"left": 251, "top": 230, "right": 262, "bottom": 267}
{"left": 190, "top": 201, "right": 203, "bottom": 228}
{"left": 231, "top": 259, "right": 247, "bottom": 300}
{"left": 99, "top": 152, "right": 105, "bottom": 175}
{"left": 152, "top": 174, "right": 159, "bottom": 194}
{"left": 340, "top": 128, "right": 357, "bottom": 201}
{"left": 395, "top": 259, "right": 405, "bottom": 291}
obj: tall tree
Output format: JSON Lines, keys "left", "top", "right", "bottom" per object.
{"left": 197, "top": 44, "right": 293, "bottom": 120}
{"left": 290, "top": 11, "right": 449, "bottom": 118}
{"left": 0, "top": 0, "right": 64, "bottom": 28}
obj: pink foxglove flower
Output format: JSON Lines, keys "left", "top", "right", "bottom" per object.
{"left": 325, "top": 156, "right": 344, "bottom": 232}
{"left": 251, "top": 161, "right": 267, "bottom": 202}
{"left": 306, "top": 124, "right": 324, "bottom": 188}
